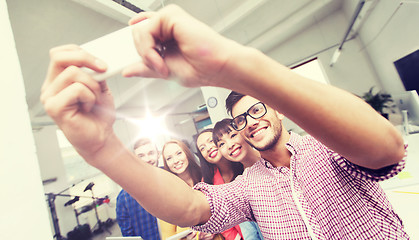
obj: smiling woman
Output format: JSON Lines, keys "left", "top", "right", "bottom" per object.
{"left": 160, "top": 140, "right": 223, "bottom": 240}
{"left": 194, "top": 129, "right": 244, "bottom": 240}
{"left": 195, "top": 129, "right": 244, "bottom": 185}
{"left": 162, "top": 140, "right": 201, "bottom": 187}
{"left": 212, "top": 118, "right": 261, "bottom": 169}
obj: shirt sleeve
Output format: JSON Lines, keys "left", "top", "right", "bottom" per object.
{"left": 191, "top": 176, "right": 251, "bottom": 234}
{"left": 330, "top": 144, "right": 407, "bottom": 182}
{"left": 116, "top": 191, "right": 134, "bottom": 236}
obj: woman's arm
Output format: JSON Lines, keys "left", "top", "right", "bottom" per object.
{"left": 41, "top": 45, "right": 210, "bottom": 227}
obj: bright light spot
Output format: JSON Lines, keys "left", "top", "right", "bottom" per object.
{"left": 128, "top": 112, "right": 171, "bottom": 142}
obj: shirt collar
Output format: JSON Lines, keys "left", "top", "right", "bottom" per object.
{"left": 261, "top": 131, "right": 302, "bottom": 168}
{"left": 285, "top": 131, "right": 303, "bottom": 155}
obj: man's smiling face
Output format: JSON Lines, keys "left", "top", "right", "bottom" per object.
{"left": 231, "top": 96, "right": 283, "bottom": 151}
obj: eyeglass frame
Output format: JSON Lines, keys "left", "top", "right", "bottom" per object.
{"left": 230, "top": 102, "right": 267, "bottom": 131}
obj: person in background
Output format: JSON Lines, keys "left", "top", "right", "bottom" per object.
{"left": 212, "top": 119, "right": 263, "bottom": 240}
{"left": 161, "top": 139, "right": 221, "bottom": 240}
{"left": 41, "top": 4, "right": 408, "bottom": 239}
{"left": 195, "top": 129, "right": 244, "bottom": 240}
{"left": 116, "top": 138, "right": 160, "bottom": 239}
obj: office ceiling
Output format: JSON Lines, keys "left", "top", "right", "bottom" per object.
{"left": 6, "top": 0, "right": 345, "bottom": 128}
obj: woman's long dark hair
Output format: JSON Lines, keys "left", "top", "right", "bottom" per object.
{"left": 194, "top": 128, "right": 244, "bottom": 184}
{"left": 212, "top": 118, "right": 234, "bottom": 146}
{"left": 162, "top": 139, "right": 202, "bottom": 185}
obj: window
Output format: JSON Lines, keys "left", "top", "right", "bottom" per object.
{"left": 56, "top": 130, "right": 101, "bottom": 182}
{"left": 291, "top": 58, "right": 329, "bottom": 85}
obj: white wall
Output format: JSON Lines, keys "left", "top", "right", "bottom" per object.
{"left": 34, "top": 126, "right": 66, "bottom": 185}
{"left": 355, "top": 1, "right": 419, "bottom": 94}
{"left": 0, "top": 1, "right": 53, "bottom": 239}
{"left": 5, "top": 0, "right": 129, "bottom": 236}
{"left": 254, "top": 9, "right": 380, "bottom": 133}
{"left": 268, "top": 9, "right": 380, "bottom": 96}
{"left": 165, "top": 91, "right": 207, "bottom": 142}
{"left": 201, "top": 86, "right": 231, "bottom": 124}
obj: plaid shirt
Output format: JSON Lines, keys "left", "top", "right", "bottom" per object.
{"left": 116, "top": 189, "right": 160, "bottom": 239}
{"left": 192, "top": 132, "right": 409, "bottom": 239}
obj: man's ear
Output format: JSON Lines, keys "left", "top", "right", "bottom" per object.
{"left": 275, "top": 111, "right": 285, "bottom": 120}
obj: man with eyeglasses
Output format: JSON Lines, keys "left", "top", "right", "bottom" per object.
{"left": 190, "top": 91, "right": 408, "bottom": 239}
{"left": 41, "top": 5, "right": 408, "bottom": 240}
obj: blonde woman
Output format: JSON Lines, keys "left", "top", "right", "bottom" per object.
{"left": 161, "top": 139, "right": 222, "bottom": 240}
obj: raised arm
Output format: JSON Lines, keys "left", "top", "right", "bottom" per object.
{"left": 243, "top": 66, "right": 405, "bottom": 169}
{"left": 96, "top": 136, "right": 210, "bottom": 226}
{"left": 125, "top": 5, "right": 404, "bottom": 169}
{"left": 40, "top": 45, "right": 210, "bottom": 227}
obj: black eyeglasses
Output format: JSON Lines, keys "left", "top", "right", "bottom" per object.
{"left": 230, "top": 102, "right": 267, "bottom": 131}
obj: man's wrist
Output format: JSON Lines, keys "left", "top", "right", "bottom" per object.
{"left": 219, "top": 44, "right": 293, "bottom": 103}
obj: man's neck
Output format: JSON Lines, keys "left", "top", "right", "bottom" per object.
{"left": 260, "top": 131, "right": 291, "bottom": 168}
{"left": 242, "top": 150, "right": 261, "bottom": 169}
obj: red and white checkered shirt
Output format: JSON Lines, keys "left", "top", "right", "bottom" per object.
{"left": 192, "top": 132, "right": 409, "bottom": 239}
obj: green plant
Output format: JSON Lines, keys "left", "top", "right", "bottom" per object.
{"left": 361, "top": 87, "right": 395, "bottom": 115}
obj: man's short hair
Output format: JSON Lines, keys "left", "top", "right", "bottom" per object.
{"left": 133, "top": 138, "right": 156, "bottom": 151}
{"left": 213, "top": 118, "right": 234, "bottom": 146}
{"left": 225, "top": 91, "right": 245, "bottom": 116}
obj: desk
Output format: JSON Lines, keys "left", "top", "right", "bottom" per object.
{"left": 380, "top": 133, "right": 419, "bottom": 239}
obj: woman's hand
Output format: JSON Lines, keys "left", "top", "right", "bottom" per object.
{"left": 198, "top": 232, "right": 216, "bottom": 240}
{"left": 186, "top": 231, "right": 198, "bottom": 240}
{"left": 40, "top": 44, "right": 116, "bottom": 164}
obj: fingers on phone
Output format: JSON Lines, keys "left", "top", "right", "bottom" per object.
{"left": 128, "top": 11, "right": 155, "bottom": 25}
{"left": 41, "top": 66, "right": 101, "bottom": 104}
{"left": 143, "top": 48, "right": 169, "bottom": 77}
{"left": 50, "top": 48, "right": 107, "bottom": 72}
{"left": 43, "top": 82, "right": 96, "bottom": 119}
{"left": 122, "top": 62, "right": 166, "bottom": 79}
{"left": 46, "top": 46, "right": 107, "bottom": 86}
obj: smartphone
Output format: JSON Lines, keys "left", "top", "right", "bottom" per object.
{"left": 80, "top": 23, "right": 143, "bottom": 81}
